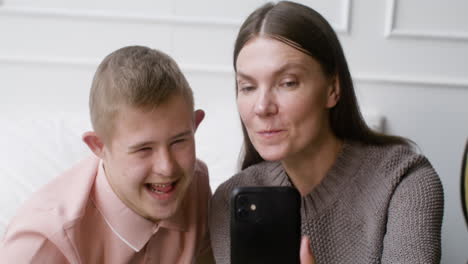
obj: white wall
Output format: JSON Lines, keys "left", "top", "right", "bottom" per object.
{"left": 0, "top": 0, "right": 467, "bottom": 262}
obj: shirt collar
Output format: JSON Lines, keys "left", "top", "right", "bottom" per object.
{"left": 91, "top": 161, "right": 187, "bottom": 252}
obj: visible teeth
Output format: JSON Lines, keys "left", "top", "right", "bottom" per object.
{"left": 151, "top": 183, "right": 171, "bottom": 188}
{"left": 149, "top": 185, "right": 165, "bottom": 193}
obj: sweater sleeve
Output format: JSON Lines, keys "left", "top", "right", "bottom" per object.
{"left": 208, "top": 182, "right": 232, "bottom": 264}
{"left": 381, "top": 158, "right": 444, "bottom": 263}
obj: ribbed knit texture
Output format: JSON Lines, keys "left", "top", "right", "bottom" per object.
{"left": 208, "top": 141, "right": 444, "bottom": 264}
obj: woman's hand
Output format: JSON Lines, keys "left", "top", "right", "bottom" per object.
{"left": 300, "top": 236, "right": 315, "bottom": 264}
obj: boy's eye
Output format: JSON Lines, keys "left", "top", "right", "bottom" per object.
{"left": 172, "top": 138, "right": 187, "bottom": 145}
{"left": 138, "top": 147, "right": 152, "bottom": 152}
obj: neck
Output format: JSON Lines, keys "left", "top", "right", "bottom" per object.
{"left": 281, "top": 134, "right": 343, "bottom": 196}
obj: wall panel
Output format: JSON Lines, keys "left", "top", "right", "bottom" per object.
{"left": 0, "top": 0, "right": 467, "bottom": 262}
{"left": 295, "top": 0, "right": 351, "bottom": 32}
{"left": 386, "top": 0, "right": 468, "bottom": 40}
{"left": 4, "top": 0, "right": 174, "bottom": 15}
{"left": 0, "top": 13, "right": 173, "bottom": 60}
{"left": 174, "top": 0, "right": 266, "bottom": 20}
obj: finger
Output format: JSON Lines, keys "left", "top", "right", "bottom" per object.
{"left": 300, "top": 236, "right": 315, "bottom": 264}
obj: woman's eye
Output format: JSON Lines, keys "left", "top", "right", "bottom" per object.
{"left": 240, "top": 86, "right": 253, "bottom": 92}
{"left": 239, "top": 86, "right": 255, "bottom": 92}
{"left": 280, "top": 80, "right": 298, "bottom": 88}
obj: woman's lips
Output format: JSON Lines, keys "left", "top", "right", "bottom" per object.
{"left": 257, "top": 129, "right": 285, "bottom": 138}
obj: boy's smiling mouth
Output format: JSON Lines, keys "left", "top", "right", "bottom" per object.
{"left": 145, "top": 181, "right": 178, "bottom": 200}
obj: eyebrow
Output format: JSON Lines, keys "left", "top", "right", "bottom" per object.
{"left": 236, "top": 62, "right": 308, "bottom": 81}
{"left": 127, "top": 130, "right": 192, "bottom": 151}
{"left": 172, "top": 130, "right": 192, "bottom": 140}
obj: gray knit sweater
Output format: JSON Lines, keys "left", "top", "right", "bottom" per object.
{"left": 208, "top": 142, "right": 444, "bottom": 264}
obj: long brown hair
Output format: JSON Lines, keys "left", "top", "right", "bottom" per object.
{"left": 234, "top": 1, "right": 408, "bottom": 170}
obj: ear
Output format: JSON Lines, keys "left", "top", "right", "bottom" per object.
{"left": 193, "top": 109, "right": 205, "bottom": 132}
{"left": 82, "top": 131, "right": 105, "bottom": 158}
{"left": 326, "top": 76, "right": 340, "bottom": 108}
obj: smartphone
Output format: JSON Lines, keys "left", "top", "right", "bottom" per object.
{"left": 230, "top": 186, "right": 301, "bottom": 264}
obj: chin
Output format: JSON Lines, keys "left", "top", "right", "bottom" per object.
{"left": 253, "top": 142, "right": 290, "bottom": 161}
{"left": 146, "top": 196, "right": 182, "bottom": 220}
{"left": 147, "top": 204, "right": 179, "bottom": 221}
{"left": 146, "top": 181, "right": 190, "bottom": 221}
{"left": 257, "top": 148, "right": 287, "bottom": 161}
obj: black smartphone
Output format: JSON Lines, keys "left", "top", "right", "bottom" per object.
{"left": 230, "top": 186, "right": 301, "bottom": 264}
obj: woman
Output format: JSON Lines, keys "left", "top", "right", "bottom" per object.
{"left": 209, "top": 1, "right": 444, "bottom": 263}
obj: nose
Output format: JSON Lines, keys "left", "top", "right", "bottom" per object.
{"left": 152, "top": 148, "right": 176, "bottom": 177}
{"left": 254, "top": 89, "right": 278, "bottom": 117}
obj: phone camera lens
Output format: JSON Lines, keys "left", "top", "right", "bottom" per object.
{"left": 237, "top": 208, "right": 249, "bottom": 219}
{"left": 237, "top": 195, "right": 248, "bottom": 206}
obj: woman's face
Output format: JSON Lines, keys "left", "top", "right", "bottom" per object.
{"left": 236, "top": 36, "right": 339, "bottom": 162}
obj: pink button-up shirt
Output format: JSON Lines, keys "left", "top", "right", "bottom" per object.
{"left": 0, "top": 156, "right": 212, "bottom": 264}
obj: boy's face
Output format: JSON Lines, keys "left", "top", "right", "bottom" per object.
{"left": 97, "top": 95, "right": 202, "bottom": 222}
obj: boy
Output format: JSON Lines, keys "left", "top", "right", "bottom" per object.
{"left": 0, "top": 46, "right": 213, "bottom": 263}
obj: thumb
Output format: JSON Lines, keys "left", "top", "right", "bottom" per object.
{"left": 300, "top": 236, "right": 315, "bottom": 264}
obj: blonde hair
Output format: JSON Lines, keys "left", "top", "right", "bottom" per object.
{"left": 89, "top": 46, "right": 193, "bottom": 142}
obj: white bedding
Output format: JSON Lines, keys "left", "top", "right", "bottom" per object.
{"left": 0, "top": 113, "right": 92, "bottom": 237}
